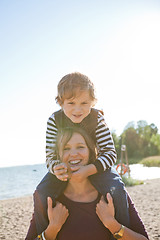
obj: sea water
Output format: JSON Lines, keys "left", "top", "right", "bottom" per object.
{"left": 0, "top": 164, "right": 47, "bottom": 200}
{"left": 0, "top": 164, "right": 160, "bottom": 200}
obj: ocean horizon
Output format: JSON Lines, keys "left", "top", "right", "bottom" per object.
{"left": 0, "top": 164, "right": 47, "bottom": 200}
{"left": 0, "top": 163, "right": 160, "bottom": 200}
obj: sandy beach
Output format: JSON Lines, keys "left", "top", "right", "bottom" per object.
{"left": 0, "top": 178, "right": 160, "bottom": 240}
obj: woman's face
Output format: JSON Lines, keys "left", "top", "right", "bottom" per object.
{"left": 60, "top": 132, "right": 90, "bottom": 170}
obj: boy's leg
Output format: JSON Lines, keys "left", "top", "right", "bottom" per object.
{"left": 35, "top": 172, "right": 68, "bottom": 234}
{"left": 89, "top": 167, "right": 130, "bottom": 228}
{"left": 37, "top": 172, "right": 67, "bottom": 199}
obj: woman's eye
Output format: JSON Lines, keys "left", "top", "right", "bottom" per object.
{"left": 78, "top": 146, "right": 85, "bottom": 149}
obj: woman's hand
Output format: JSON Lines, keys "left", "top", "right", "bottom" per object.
{"left": 96, "top": 194, "right": 148, "bottom": 240}
{"left": 96, "top": 193, "right": 115, "bottom": 229}
{"left": 44, "top": 197, "right": 69, "bottom": 240}
{"left": 47, "top": 197, "right": 69, "bottom": 227}
{"left": 53, "top": 163, "right": 69, "bottom": 181}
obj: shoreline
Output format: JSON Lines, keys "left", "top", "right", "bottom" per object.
{"left": 1, "top": 178, "right": 160, "bottom": 240}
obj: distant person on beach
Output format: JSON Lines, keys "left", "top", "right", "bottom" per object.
{"left": 26, "top": 127, "right": 149, "bottom": 240}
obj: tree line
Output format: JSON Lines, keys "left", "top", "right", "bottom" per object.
{"left": 112, "top": 120, "right": 160, "bottom": 161}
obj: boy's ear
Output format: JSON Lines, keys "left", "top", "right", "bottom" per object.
{"left": 60, "top": 99, "right": 64, "bottom": 107}
{"left": 56, "top": 96, "right": 63, "bottom": 106}
{"left": 58, "top": 101, "right": 63, "bottom": 107}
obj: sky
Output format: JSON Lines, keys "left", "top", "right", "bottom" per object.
{"left": 0, "top": 0, "right": 160, "bottom": 167}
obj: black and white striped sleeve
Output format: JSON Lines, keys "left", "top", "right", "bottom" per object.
{"left": 46, "top": 113, "right": 58, "bottom": 174}
{"left": 94, "top": 111, "right": 117, "bottom": 172}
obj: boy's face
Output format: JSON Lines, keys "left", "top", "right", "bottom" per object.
{"left": 62, "top": 91, "right": 93, "bottom": 123}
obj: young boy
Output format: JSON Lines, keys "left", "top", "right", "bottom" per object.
{"left": 45, "top": 72, "right": 129, "bottom": 219}
{"left": 34, "top": 72, "right": 129, "bottom": 235}
{"left": 46, "top": 72, "right": 116, "bottom": 180}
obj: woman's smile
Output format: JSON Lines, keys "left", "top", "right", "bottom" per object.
{"left": 61, "top": 132, "right": 90, "bottom": 167}
{"left": 69, "top": 159, "right": 81, "bottom": 165}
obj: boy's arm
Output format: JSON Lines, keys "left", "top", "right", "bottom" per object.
{"left": 70, "top": 111, "right": 117, "bottom": 179}
{"left": 46, "top": 113, "right": 59, "bottom": 174}
{"left": 93, "top": 111, "right": 117, "bottom": 173}
{"left": 70, "top": 164, "right": 97, "bottom": 182}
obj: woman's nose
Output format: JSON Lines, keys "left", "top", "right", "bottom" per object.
{"left": 70, "top": 149, "right": 78, "bottom": 156}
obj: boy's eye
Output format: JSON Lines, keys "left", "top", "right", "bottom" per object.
{"left": 82, "top": 102, "right": 88, "bottom": 105}
{"left": 68, "top": 102, "right": 74, "bottom": 105}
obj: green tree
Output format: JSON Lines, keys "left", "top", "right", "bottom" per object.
{"left": 112, "top": 120, "right": 160, "bottom": 162}
{"left": 150, "top": 134, "right": 160, "bottom": 155}
{"left": 121, "top": 126, "right": 141, "bottom": 158}
{"left": 136, "top": 121, "right": 159, "bottom": 157}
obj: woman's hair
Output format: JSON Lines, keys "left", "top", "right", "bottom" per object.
{"left": 56, "top": 127, "right": 97, "bottom": 164}
{"left": 55, "top": 72, "right": 97, "bottom": 106}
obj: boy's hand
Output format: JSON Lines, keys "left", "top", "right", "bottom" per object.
{"left": 70, "top": 166, "right": 87, "bottom": 182}
{"left": 70, "top": 164, "right": 97, "bottom": 182}
{"left": 53, "top": 163, "right": 69, "bottom": 181}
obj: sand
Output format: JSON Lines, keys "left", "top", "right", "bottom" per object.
{"left": 0, "top": 178, "right": 160, "bottom": 240}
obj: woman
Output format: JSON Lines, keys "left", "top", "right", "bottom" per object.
{"left": 26, "top": 127, "right": 148, "bottom": 240}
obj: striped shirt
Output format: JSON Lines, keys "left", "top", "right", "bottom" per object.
{"left": 46, "top": 109, "right": 117, "bottom": 174}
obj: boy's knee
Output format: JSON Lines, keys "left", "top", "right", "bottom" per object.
{"left": 103, "top": 175, "right": 125, "bottom": 197}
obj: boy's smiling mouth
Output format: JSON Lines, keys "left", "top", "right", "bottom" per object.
{"left": 73, "top": 114, "right": 83, "bottom": 118}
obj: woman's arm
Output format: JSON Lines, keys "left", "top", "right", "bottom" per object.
{"left": 25, "top": 189, "right": 49, "bottom": 239}
{"left": 127, "top": 193, "right": 148, "bottom": 238}
{"left": 25, "top": 213, "right": 38, "bottom": 240}
{"left": 96, "top": 193, "right": 149, "bottom": 240}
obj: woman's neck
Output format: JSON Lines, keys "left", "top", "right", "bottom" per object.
{"left": 64, "top": 178, "right": 98, "bottom": 202}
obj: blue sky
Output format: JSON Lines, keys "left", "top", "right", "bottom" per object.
{"left": 0, "top": 0, "right": 160, "bottom": 167}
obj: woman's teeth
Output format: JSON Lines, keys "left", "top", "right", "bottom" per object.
{"left": 69, "top": 160, "right": 81, "bottom": 165}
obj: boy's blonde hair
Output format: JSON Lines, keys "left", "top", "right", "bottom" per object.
{"left": 55, "top": 72, "right": 97, "bottom": 106}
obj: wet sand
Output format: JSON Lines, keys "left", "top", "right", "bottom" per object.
{"left": 0, "top": 178, "right": 160, "bottom": 240}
